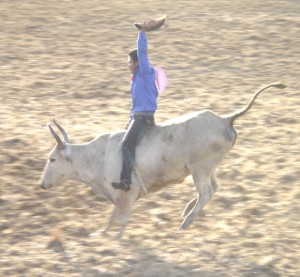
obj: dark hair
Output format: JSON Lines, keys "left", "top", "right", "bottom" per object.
{"left": 129, "top": 49, "right": 138, "bottom": 63}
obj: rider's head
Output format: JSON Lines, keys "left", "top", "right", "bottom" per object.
{"left": 128, "top": 49, "right": 138, "bottom": 75}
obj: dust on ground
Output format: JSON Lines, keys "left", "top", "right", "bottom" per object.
{"left": 1, "top": 0, "right": 299, "bottom": 276}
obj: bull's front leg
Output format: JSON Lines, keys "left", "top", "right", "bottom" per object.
{"left": 114, "top": 208, "right": 131, "bottom": 240}
{"left": 89, "top": 205, "right": 119, "bottom": 237}
{"left": 112, "top": 187, "right": 140, "bottom": 239}
{"left": 102, "top": 205, "right": 120, "bottom": 236}
{"left": 89, "top": 203, "right": 131, "bottom": 239}
{"left": 89, "top": 183, "right": 140, "bottom": 239}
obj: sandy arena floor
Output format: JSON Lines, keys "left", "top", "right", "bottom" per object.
{"left": 1, "top": 0, "right": 299, "bottom": 276}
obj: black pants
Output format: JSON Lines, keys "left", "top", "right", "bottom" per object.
{"left": 120, "top": 114, "right": 155, "bottom": 183}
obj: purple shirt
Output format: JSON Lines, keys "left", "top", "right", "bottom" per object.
{"left": 130, "top": 32, "right": 158, "bottom": 119}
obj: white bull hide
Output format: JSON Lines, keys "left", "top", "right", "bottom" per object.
{"left": 39, "top": 83, "right": 285, "bottom": 238}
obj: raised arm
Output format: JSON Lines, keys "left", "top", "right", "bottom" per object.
{"left": 137, "top": 31, "right": 152, "bottom": 75}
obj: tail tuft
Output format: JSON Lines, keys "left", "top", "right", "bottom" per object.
{"left": 272, "top": 83, "right": 286, "bottom": 89}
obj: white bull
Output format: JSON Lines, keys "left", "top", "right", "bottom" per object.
{"left": 39, "top": 83, "right": 285, "bottom": 238}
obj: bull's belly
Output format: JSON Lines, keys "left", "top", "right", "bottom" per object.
{"left": 143, "top": 164, "right": 189, "bottom": 193}
{"left": 136, "top": 151, "right": 190, "bottom": 192}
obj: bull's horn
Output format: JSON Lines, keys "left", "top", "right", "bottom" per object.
{"left": 53, "top": 119, "right": 69, "bottom": 142}
{"left": 48, "top": 122, "right": 65, "bottom": 148}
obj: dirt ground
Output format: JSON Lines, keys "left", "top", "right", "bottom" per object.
{"left": 1, "top": 0, "right": 299, "bottom": 276}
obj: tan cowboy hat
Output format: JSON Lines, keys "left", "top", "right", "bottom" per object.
{"left": 135, "top": 15, "right": 166, "bottom": 32}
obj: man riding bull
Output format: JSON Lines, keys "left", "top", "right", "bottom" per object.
{"left": 112, "top": 16, "right": 166, "bottom": 192}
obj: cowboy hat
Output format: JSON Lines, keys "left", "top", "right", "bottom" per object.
{"left": 135, "top": 15, "right": 166, "bottom": 32}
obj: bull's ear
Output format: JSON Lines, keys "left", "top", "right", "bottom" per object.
{"left": 53, "top": 119, "right": 69, "bottom": 142}
{"left": 48, "top": 122, "right": 65, "bottom": 148}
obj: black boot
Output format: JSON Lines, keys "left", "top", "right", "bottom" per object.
{"left": 112, "top": 179, "right": 130, "bottom": 192}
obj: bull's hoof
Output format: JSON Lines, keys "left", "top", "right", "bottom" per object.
{"left": 113, "top": 232, "right": 123, "bottom": 240}
{"left": 89, "top": 229, "right": 108, "bottom": 237}
{"left": 178, "top": 217, "right": 193, "bottom": 231}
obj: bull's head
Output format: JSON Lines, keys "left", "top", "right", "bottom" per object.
{"left": 39, "top": 120, "right": 76, "bottom": 189}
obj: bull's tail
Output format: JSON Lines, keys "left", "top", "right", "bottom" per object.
{"left": 225, "top": 83, "right": 286, "bottom": 125}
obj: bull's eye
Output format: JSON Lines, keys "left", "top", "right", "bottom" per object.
{"left": 50, "top": 158, "right": 56, "bottom": 163}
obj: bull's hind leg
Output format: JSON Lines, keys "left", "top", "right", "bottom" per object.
{"left": 179, "top": 167, "right": 217, "bottom": 230}
{"left": 181, "top": 174, "right": 217, "bottom": 219}
{"left": 181, "top": 197, "right": 197, "bottom": 218}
